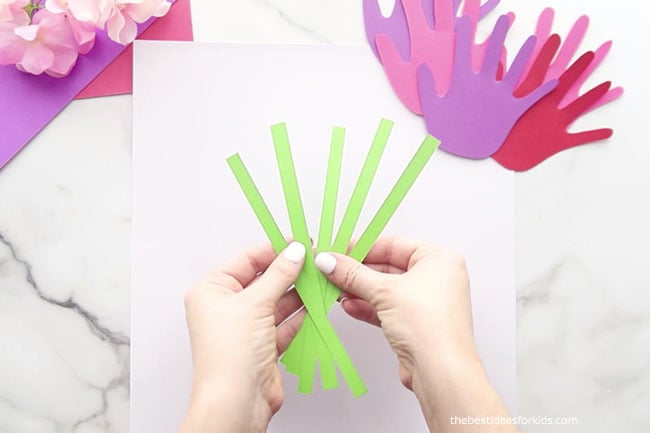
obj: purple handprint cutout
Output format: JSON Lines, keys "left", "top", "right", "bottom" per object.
{"left": 363, "top": 0, "right": 505, "bottom": 114}
{"left": 417, "top": 14, "right": 557, "bottom": 159}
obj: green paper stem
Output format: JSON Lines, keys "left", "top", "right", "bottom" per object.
{"left": 324, "top": 134, "right": 440, "bottom": 307}
{"left": 349, "top": 135, "right": 440, "bottom": 260}
{"left": 272, "top": 123, "right": 366, "bottom": 397}
{"left": 331, "top": 118, "right": 393, "bottom": 252}
{"left": 324, "top": 118, "right": 392, "bottom": 305}
{"left": 226, "top": 154, "right": 287, "bottom": 253}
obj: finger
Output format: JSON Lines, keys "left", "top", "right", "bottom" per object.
{"left": 585, "top": 86, "right": 623, "bottom": 114}
{"left": 554, "top": 51, "right": 595, "bottom": 100}
{"left": 315, "top": 252, "right": 389, "bottom": 302}
{"left": 362, "top": 236, "right": 422, "bottom": 270}
{"left": 479, "top": 0, "right": 501, "bottom": 19}
{"left": 548, "top": 15, "right": 589, "bottom": 80}
{"left": 560, "top": 40, "right": 611, "bottom": 107}
{"left": 454, "top": 15, "right": 474, "bottom": 75}
{"left": 568, "top": 128, "right": 613, "bottom": 147}
{"left": 277, "top": 308, "right": 307, "bottom": 354}
{"left": 433, "top": 0, "right": 454, "bottom": 31}
{"left": 274, "top": 289, "right": 303, "bottom": 325}
{"left": 534, "top": 7, "right": 554, "bottom": 44}
{"left": 206, "top": 243, "right": 277, "bottom": 292}
{"left": 366, "top": 263, "right": 407, "bottom": 275}
{"left": 502, "top": 35, "right": 536, "bottom": 89}
{"left": 518, "top": 7, "right": 554, "bottom": 84}
{"left": 341, "top": 297, "right": 381, "bottom": 327}
{"left": 247, "top": 242, "right": 306, "bottom": 302}
{"left": 515, "top": 33, "right": 560, "bottom": 97}
{"left": 564, "top": 81, "right": 611, "bottom": 123}
{"left": 481, "top": 14, "right": 510, "bottom": 79}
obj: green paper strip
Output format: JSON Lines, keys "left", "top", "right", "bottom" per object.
{"left": 324, "top": 134, "right": 440, "bottom": 307}
{"left": 315, "top": 127, "right": 345, "bottom": 390}
{"left": 280, "top": 317, "right": 305, "bottom": 373}
{"left": 286, "top": 128, "right": 345, "bottom": 391}
{"left": 227, "top": 153, "right": 309, "bottom": 376}
{"left": 317, "top": 127, "right": 345, "bottom": 255}
{"left": 226, "top": 154, "right": 287, "bottom": 253}
{"left": 350, "top": 135, "right": 440, "bottom": 260}
{"left": 331, "top": 118, "right": 393, "bottom": 252}
{"left": 272, "top": 123, "right": 366, "bottom": 397}
{"left": 271, "top": 122, "right": 324, "bottom": 314}
{"left": 323, "top": 118, "right": 392, "bottom": 306}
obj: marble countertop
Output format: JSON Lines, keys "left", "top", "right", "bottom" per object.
{"left": 1, "top": 0, "right": 648, "bottom": 432}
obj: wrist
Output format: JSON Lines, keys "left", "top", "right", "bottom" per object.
{"left": 180, "top": 377, "right": 272, "bottom": 433}
{"left": 410, "top": 340, "right": 488, "bottom": 403}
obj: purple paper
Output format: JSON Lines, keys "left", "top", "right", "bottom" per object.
{"left": 417, "top": 15, "right": 557, "bottom": 159}
{"left": 0, "top": 17, "right": 161, "bottom": 171}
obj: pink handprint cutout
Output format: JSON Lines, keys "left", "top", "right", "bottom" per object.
{"left": 417, "top": 14, "right": 556, "bottom": 159}
{"left": 493, "top": 38, "right": 620, "bottom": 171}
{"left": 363, "top": 0, "right": 506, "bottom": 114}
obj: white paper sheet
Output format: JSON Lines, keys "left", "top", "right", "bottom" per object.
{"left": 131, "top": 42, "right": 515, "bottom": 433}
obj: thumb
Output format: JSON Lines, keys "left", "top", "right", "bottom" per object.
{"left": 250, "top": 242, "right": 306, "bottom": 303}
{"left": 314, "top": 252, "right": 385, "bottom": 303}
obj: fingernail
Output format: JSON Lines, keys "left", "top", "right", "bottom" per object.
{"left": 283, "top": 242, "right": 306, "bottom": 263}
{"left": 315, "top": 252, "right": 337, "bottom": 274}
{"left": 339, "top": 296, "right": 349, "bottom": 306}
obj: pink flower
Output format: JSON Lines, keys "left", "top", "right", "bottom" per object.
{"left": 0, "top": 0, "right": 30, "bottom": 25}
{"left": 105, "top": 0, "right": 170, "bottom": 44}
{"left": 45, "top": 0, "right": 111, "bottom": 28}
{"left": 0, "top": 8, "right": 94, "bottom": 77}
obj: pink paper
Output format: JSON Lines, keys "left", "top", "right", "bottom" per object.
{"left": 76, "top": 0, "right": 193, "bottom": 99}
{"left": 0, "top": 1, "right": 178, "bottom": 170}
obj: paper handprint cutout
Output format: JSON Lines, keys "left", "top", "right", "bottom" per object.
{"left": 493, "top": 38, "right": 619, "bottom": 171}
{"left": 418, "top": 15, "right": 556, "bottom": 159}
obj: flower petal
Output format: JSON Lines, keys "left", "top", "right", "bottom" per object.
{"left": 14, "top": 24, "right": 39, "bottom": 42}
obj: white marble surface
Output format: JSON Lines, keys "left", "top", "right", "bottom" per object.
{"left": 0, "top": 0, "right": 648, "bottom": 432}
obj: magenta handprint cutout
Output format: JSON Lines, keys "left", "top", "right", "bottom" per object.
{"left": 493, "top": 37, "right": 620, "bottom": 171}
{"left": 417, "top": 15, "right": 556, "bottom": 159}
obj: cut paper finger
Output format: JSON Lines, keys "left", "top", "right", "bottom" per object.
{"left": 418, "top": 15, "right": 556, "bottom": 159}
{"left": 493, "top": 51, "right": 614, "bottom": 171}
{"left": 560, "top": 41, "right": 624, "bottom": 111}
{"left": 517, "top": 8, "right": 589, "bottom": 87}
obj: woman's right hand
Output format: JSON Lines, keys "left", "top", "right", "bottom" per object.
{"left": 314, "top": 236, "right": 477, "bottom": 388}
{"left": 314, "top": 236, "right": 517, "bottom": 433}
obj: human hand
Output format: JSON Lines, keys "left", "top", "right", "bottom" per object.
{"left": 314, "top": 237, "right": 475, "bottom": 390}
{"left": 180, "top": 242, "right": 307, "bottom": 433}
{"left": 315, "top": 237, "right": 517, "bottom": 433}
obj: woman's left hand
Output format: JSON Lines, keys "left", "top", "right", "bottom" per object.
{"left": 179, "top": 242, "right": 307, "bottom": 433}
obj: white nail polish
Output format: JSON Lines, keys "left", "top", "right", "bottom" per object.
{"left": 283, "top": 242, "right": 306, "bottom": 263}
{"left": 315, "top": 252, "right": 337, "bottom": 274}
